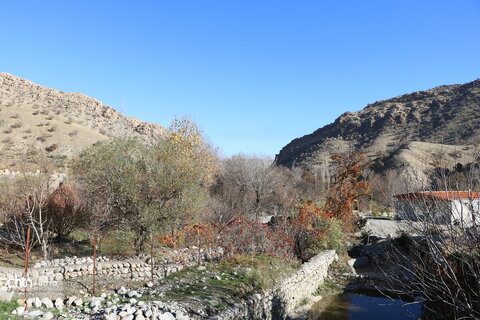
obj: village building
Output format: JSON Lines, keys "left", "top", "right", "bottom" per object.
{"left": 394, "top": 191, "right": 480, "bottom": 225}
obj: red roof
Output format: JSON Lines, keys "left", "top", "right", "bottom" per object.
{"left": 395, "top": 191, "right": 480, "bottom": 201}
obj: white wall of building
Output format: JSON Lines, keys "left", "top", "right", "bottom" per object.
{"left": 396, "top": 198, "right": 479, "bottom": 225}
{"left": 450, "top": 199, "right": 480, "bottom": 226}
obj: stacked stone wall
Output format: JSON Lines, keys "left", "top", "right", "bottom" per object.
{"left": 0, "top": 247, "right": 224, "bottom": 298}
{"left": 210, "top": 250, "right": 337, "bottom": 320}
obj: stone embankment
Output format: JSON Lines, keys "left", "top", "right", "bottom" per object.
{"left": 0, "top": 247, "right": 224, "bottom": 300}
{"left": 4, "top": 250, "right": 337, "bottom": 319}
{"left": 13, "top": 287, "right": 192, "bottom": 320}
{"left": 211, "top": 250, "right": 337, "bottom": 320}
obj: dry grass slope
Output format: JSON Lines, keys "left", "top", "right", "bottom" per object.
{"left": 0, "top": 73, "right": 165, "bottom": 170}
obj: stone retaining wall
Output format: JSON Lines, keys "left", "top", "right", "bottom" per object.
{"left": 210, "top": 250, "right": 337, "bottom": 320}
{"left": 0, "top": 247, "right": 224, "bottom": 298}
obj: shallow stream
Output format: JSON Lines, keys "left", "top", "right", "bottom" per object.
{"left": 308, "top": 289, "right": 423, "bottom": 319}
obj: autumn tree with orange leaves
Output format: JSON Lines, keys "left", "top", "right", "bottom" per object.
{"left": 158, "top": 151, "right": 370, "bottom": 263}
{"left": 281, "top": 152, "right": 370, "bottom": 261}
{"left": 324, "top": 152, "right": 371, "bottom": 232}
{"left": 159, "top": 222, "right": 217, "bottom": 264}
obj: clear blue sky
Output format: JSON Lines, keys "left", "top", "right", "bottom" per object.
{"left": 1, "top": 1, "right": 479, "bottom": 157}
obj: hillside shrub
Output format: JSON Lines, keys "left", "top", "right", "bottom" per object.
{"left": 45, "top": 183, "right": 85, "bottom": 238}
{"left": 285, "top": 201, "right": 347, "bottom": 261}
{"left": 71, "top": 118, "right": 218, "bottom": 254}
{"left": 10, "top": 122, "right": 22, "bottom": 129}
{"left": 219, "top": 216, "right": 295, "bottom": 259}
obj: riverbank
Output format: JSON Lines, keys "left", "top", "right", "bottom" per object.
{"left": 2, "top": 251, "right": 338, "bottom": 319}
{"left": 306, "top": 219, "right": 425, "bottom": 320}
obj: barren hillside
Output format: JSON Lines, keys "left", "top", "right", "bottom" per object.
{"left": 0, "top": 73, "right": 165, "bottom": 169}
{"left": 275, "top": 79, "right": 480, "bottom": 173}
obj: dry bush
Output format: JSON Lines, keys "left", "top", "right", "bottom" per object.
{"left": 10, "top": 121, "right": 22, "bottom": 129}
{"left": 159, "top": 217, "right": 295, "bottom": 259}
{"left": 68, "top": 130, "right": 78, "bottom": 137}
{"left": 65, "top": 117, "right": 73, "bottom": 124}
{"left": 45, "top": 144, "right": 58, "bottom": 153}
{"left": 10, "top": 113, "right": 19, "bottom": 119}
{"left": 55, "top": 110, "right": 61, "bottom": 115}
{"left": 45, "top": 183, "right": 85, "bottom": 238}
{"left": 2, "top": 137, "right": 12, "bottom": 144}
{"left": 158, "top": 223, "right": 218, "bottom": 264}
{"left": 47, "top": 125, "right": 57, "bottom": 132}
{"left": 281, "top": 201, "right": 346, "bottom": 262}
{"left": 0, "top": 180, "right": 39, "bottom": 252}
{"left": 23, "top": 128, "right": 32, "bottom": 134}
{"left": 32, "top": 111, "right": 39, "bottom": 115}
{"left": 219, "top": 216, "right": 295, "bottom": 259}
{"left": 210, "top": 155, "right": 290, "bottom": 223}
{"left": 0, "top": 162, "right": 56, "bottom": 259}
{"left": 3, "top": 128, "right": 12, "bottom": 134}
{"left": 40, "top": 110, "right": 49, "bottom": 115}
{"left": 36, "top": 135, "right": 47, "bottom": 142}
{"left": 45, "top": 115, "right": 54, "bottom": 120}
{"left": 26, "top": 149, "right": 39, "bottom": 156}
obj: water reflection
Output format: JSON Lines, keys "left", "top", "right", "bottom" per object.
{"left": 309, "top": 292, "right": 423, "bottom": 320}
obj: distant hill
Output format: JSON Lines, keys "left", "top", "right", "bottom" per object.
{"left": 275, "top": 79, "right": 480, "bottom": 173}
{"left": 0, "top": 73, "right": 165, "bottom": 169}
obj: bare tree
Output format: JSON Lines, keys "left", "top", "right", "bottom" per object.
{"left": 0, "top": 177, "right": 38, "bottom": 253}
{"left": 0, "top": 167, "right": 54, "bottom": 259}
{"left": 21, "top": 171, "right": 54, "bottom": 260}
{"left": 210, "top": 154, "right": 288, "bottom": 223}
{"left": 377, "top": 153, "right": 480, "bottom": 319}
{"left": 45, "top": 183, "right": 85, "bottom": 239}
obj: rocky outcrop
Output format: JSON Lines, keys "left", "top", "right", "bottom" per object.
{"left": 275, "top": 79, "right": 480, "bottom": 172}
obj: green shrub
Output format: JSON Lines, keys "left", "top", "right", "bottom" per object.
{"left": 99, "top": 230, "right": 136, "bottom": 257}
{"left": 325, "top": 218, "right": 346, "bottom": 253}
{"left": 0, "top": 300, "right": 18, "bottom": 319}
{"left": 299, "top": 297, "right": 309, "bottom": 306}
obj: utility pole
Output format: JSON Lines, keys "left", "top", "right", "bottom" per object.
{"left": 150, "top": 234, "right": 154, "bottom": 282}
{"left": 92, "top": 231, "right": 97, "bottom": 295}
{"left": 24, "top": 227, "right": 31, "bottom": 310}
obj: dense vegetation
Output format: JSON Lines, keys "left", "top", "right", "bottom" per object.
{"left": 0, "top": 118, "right": 370, "bottom": 265}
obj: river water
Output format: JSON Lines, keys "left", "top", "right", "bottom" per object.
{"left": 308, "top": 291, "right": 423, "bottom": 320}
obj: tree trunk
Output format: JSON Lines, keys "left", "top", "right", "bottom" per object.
{"left": 41, "top": 239, "right": 49, "bottom": 260}
{"left": 135, "top": 225, "right": 147, "bottom": 255}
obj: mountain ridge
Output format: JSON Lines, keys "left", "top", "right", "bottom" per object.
{"left": 275, "top": 79, "right": 480, "bottom": 171}
{"left": 0, "top": 73, "right": 165, "bottom": 169}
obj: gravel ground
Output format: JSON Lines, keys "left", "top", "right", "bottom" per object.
{"left": 363, "top": 219, "right": 421, "bottom": 238}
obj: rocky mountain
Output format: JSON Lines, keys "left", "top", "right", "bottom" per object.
{"left": 0, "top": 73, "right": 165, "bottom": 169}
{"left": 275, "top": 79, "right": 480, "bottom": 173}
